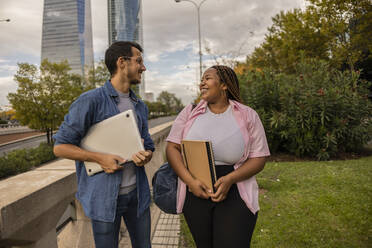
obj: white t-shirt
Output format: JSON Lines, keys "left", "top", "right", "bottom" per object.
{"left": 185, "top": 105, "right": 245, "bottom": 165}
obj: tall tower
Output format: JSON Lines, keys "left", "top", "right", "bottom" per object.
{"left": 108, "top": 0, "right": 145, "bottom": 97}
{"left": 41, "top": 0, "right": 94, "bottom": 77}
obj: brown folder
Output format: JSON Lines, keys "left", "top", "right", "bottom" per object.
{"left": 181, "top": 140, "right": 217, "bottom": 193}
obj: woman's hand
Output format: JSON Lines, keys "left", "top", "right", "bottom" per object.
{"left": 210, "top": 175, "right": 233, "bottom": 202}
{"left": 188, "top": 178, "right": 212, "bottom": 199}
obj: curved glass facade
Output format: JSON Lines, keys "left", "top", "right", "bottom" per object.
{"left": 108, "top": 0, "right": 143, "bottom": 46}
{"left": 108, "top": 0, "right": 145, "bottom": 97}
{"left": 41, "top": 0, "right": 94, "bottom": 77}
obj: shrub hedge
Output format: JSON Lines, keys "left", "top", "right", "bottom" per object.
{"left": 0, "top": 142, "right": 56, "bottom": 179}
{"left": 239, "top": 59, "right": 372, "bottom": 160}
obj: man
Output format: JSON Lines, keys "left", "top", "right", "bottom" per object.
{"left": 53, "top": 41, "right": 154, "bottom": 248}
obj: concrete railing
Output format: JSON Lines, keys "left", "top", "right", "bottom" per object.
{"left": 0, "top": 126, "right": 33, "bottom": 135}
{"left": 0, "top": 121, "right": 173, "bottom": 248}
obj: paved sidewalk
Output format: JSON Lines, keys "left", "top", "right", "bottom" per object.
{"left": 118, "top": 204, "right": 181, "bottom": 248}
{"left": 151, "top": 213, "right": 180, "bottom": 248}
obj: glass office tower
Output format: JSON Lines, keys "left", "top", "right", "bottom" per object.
{"left": 108, "top": 0, "right": 144, "bottom": 96}
{"left": 41, "top": 0, "right": 94, "bottom": 77}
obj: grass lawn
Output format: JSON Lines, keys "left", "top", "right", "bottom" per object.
{"left": 180, "top": 156, "right": 372, "bottom": 248}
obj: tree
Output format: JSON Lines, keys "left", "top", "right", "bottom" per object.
{"left": 0, "top": 109, "right": 16, "bottom": 121}
{"left": 145, "top": 101, "right": 167, "bottom": 119}
{"left": 87, "top": 59, "right": 111, "bottom": 88}
{"left": 246, "top": 0, "right": 372, "bottom": 74}
{"left": 157, "top": 91, "right": 184, "bottom": 114}
{"left": 8, "top": 59, "right": 86, "bottom": 144}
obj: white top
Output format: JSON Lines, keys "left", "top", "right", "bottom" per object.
{"left": 185, "top": 105, "right": 245, "bottom": 165}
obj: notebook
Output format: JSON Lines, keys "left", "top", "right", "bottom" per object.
{"left": 181, "top": 140, "right": 217, "bottom": 193}
{"left": 80, "top": 109, "right": 144, "bottom": 176}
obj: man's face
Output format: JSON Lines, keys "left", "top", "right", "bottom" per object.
{"left": 125, "top": 47, "right": 146, "bottom": 85}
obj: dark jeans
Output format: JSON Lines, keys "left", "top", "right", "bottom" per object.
{"left": 91, "top": 189, "right": 151, "bottom": 248}
{"left": 183, "top": 165, "right": 258, "bottom": 248}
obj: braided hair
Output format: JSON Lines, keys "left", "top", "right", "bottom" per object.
{"left": 211, "top": 65, "right": 242, "bottom": 102}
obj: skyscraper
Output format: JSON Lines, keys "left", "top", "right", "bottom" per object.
{"left": 108, "top": 0, "right": 145, "bottom": 97}
{"left": 41, "top": 0, "right": 94, "bottom": 77}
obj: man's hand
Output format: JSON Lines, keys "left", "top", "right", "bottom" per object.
{"left": 132, "top": 150, "right": 152, "bottom": 167}
{"left": 188, "top": 178, "right": 212, "bottom": 199}
{"left": 96, "top": 153, "right": 126, "bottom": 174}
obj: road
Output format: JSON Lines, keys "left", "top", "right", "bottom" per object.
{"left": 0, "top": 116, "right": 176, "bottom": 156}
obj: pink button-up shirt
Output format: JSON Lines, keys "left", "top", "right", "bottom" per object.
{"left": 166, "top": 99, "right": 270, "bottom": 214}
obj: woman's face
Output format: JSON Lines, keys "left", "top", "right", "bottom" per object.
{"left": 199, "top": 68, "right": 227, "bottom": 103}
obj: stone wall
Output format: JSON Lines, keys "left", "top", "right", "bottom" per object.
{"left": 0, "top": 121, "right": 172, "bottom": 248}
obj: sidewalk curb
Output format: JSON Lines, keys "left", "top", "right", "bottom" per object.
{"left": 0, "top": 133, "right": 46, "bottom": 148}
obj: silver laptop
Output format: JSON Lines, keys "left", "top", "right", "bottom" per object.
{"left": 80, "top": 109, "right": 144, "bottom": 176}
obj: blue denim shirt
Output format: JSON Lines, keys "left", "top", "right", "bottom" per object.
{"left": 53, "top": 81, "right": 155, "bottom": 222}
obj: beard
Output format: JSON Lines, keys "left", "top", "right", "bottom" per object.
{"left": 130, "top": 78, "right": 141, "bottom": 85}
{"left": 128, "top": 70, "right": 141, "bottom": 85}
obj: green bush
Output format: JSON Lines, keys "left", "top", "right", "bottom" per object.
{"left": 0, "top": 142, "right": 56, "bottom": 179}
{"left": 239, "top": 59, "right": 372, "bottom": 160}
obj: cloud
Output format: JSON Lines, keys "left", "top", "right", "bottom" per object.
{"left": 0, "top": 64, "right": 17, "bottom": 74}
{"left": 146, "top": 68, "right": 199, "bottom": 105}
{"left": 91, "top": 0, "right": 108, "bottom": 61}
{"left": 142, "top": 0, "right": 303, "bottom": 60}
{"left": 0, "top": 0, "right": 304, "bottom": 106}
{"left": 0, "top": 1, "right": 43, "bottom": 57}
{"left": 0, "top": 76, "right": 17, "bottom": 106}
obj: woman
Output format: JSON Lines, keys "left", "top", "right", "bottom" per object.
{"left": 166, "top": 65, "right": 270, "bottom": 248}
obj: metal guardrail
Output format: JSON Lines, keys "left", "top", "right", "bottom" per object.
{"left": 0, "top": 123, "right": 21, "bottom": 128}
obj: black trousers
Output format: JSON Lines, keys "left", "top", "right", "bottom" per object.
{"left": 183, "top": 165, "right": 258, "bottom": 248}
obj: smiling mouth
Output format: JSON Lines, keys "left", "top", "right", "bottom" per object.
{"left": 200, "top": 88, "right": 208, "bottom": 94}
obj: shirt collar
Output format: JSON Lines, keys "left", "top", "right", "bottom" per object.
{"left": 104, "top": 80, "right": 139, "bottom": 103}
{"left": 194, "top": 99, "right": 240, "bottom": 112}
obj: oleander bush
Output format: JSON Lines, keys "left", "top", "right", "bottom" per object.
{"left": 0, "top": 142, "right": 55, "bottom": 179}
{"left": 239, "top": 59, "right": 372, "bottom": 160}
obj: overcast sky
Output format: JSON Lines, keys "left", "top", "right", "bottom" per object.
{"left": 0, "top": 0, "right": 305, "bottom": 106}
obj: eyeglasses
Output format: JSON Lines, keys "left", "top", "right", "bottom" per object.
{"left": 121, "top": 56, "right": 144, "bottom": 66}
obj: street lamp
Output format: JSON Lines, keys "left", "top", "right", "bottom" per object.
{"left": 0, "top": 19, "right": 10, "bottom": 22}
{"left": 175, "top": 0, "right": 207, "bottom": 82}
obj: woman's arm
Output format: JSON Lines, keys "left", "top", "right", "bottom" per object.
{"left": 166, "top": 141, "right": 211, "bottom": 199}
{"left": 211, "top": 157, "right": 267, "bottom": 202}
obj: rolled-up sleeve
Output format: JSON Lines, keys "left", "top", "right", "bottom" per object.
{"left": 248, "top": 111, "right": 271, "bottom": 158}
{"left": 53, "top": 95, "right": 94, "bottom": 146}
{"left": 166, "top": 104, "right": 193, "bottom": 144}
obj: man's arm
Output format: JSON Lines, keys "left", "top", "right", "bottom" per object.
{"left": 54, "top": 144, "right": 125, "bottom": 173}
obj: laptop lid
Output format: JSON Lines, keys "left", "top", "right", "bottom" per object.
{"left": 80, "top": 109, "right": 144, "bottom": 176}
